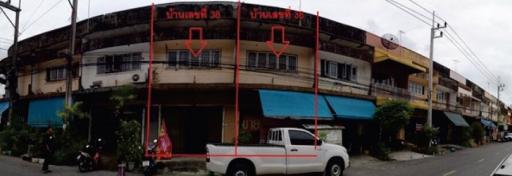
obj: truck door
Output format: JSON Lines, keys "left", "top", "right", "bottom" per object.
{"left": 286, "top": 129, "right": 323, "bottom": 174}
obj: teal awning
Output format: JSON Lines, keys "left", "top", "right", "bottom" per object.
{"left": 28, "top": 97, "right": 65, "bottom": 128}
{"left": 0, "top": 102, "right": 9, "bottom": 115}
{"left": 444, "top": 112, "right": 469, "bottom": 127}
{"left": 324, "top": 95, "right": 376, "bottom": 120}
{"left": 259, "top": 89, "right": 333, "bottom": 119}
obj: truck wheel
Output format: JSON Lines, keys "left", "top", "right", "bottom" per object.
{"left": 227, "top": 163, "right": 252, "bottom": 176}
{"left": 325, "top": 159, "right": 344, "bottom": 176}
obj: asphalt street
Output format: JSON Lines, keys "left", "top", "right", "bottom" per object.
{"left": 345, "top": 142, "right": 512, "bottom": 176}
{"left": 1, "top": 142, "right": 511, "bottom": 176}
{"left": 0, "top": 156, "right": 139, "bottom": 176}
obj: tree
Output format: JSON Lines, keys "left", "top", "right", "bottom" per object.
{"left": 471, "top": 122, "right": 484, "bottom": 145}
{"left": 374, "top": 100, "right": 413, "bottom": 143}
{"left": 110, "top": 84, "right": 142, "bottom": 166}
{"left": 58, "top": 101, "right": 90, "bottom": 130}
{"left": 110, "top": 85, "right": 137, "bottom": 119}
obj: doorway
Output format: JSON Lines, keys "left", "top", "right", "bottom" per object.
{"left": 163, "top": 106, "right": 223, "bottom": 154}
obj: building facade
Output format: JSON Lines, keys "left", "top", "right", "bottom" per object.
{"left": 0, "top": 1, "right": 508, "bottom": 154}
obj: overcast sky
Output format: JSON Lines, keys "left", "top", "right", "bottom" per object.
{"left": 0, "top": 0, "right": 511, "bottom": 105}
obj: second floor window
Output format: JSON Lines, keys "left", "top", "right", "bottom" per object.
{"left": 320, "top": 59, "right": 357, "bottom": 82}
{"left": 409, "top": 82, "right": 424, "bottom": 96}
{"left": 46, "top": 66, "right": 78, "bottom": 81}
{"left": 47, "top": 67, "right": 66, "bottom": 81}
{"left": 436, "top": 91, "right": 448, "bottom": 103}
{"left": 247, "top": 52, "right": 297, "bottom": 72}
{"left": 97, "top": 53, "right": 142, "bottom": 74}
{"left": 167, "top": 50, "right": 220, "bottom": 68}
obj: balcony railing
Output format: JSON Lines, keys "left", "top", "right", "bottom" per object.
{"left": 370, "top": 83, "right": 411, "bottom": 101}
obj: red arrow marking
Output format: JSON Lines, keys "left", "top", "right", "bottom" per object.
{"left": 266, "top": 25, "right": 290, "bottom": 58}
{"left": 185, "top": 27, "right": 208, "bottom": 57}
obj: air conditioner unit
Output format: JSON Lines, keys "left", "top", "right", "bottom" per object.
{"left": 131, "top": 73, "right": 146, "bottom": 83}
{"left": 91, "top": 81, "right": 102, "bottom": 89}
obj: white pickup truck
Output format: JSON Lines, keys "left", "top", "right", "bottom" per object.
{"left": 206, "top": 128, "right": 349, "bottom": 176}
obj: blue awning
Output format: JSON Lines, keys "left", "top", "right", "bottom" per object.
{"left": 481, "top": 118, "right": 497, "bottom": 129}
{"left": 444, "top": 112, "right": 470, "bottom": 127}
{"left": 259, "top": 89, "right": 333, "bottom": 119}
{"left": 324, "top": 95, "right": 376, "bottom": 120}
{"left": 28, "top": 97, "right": 65, "bottom": 128}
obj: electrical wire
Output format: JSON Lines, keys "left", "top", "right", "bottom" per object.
{"left": 445, "top": 25, "right": 498, "bottom": 81}
{"left": 385, "top": 0, "right": 499, "bottom": 87}
{"left": 386, "top": 0, "right": 430, "bottom": 26}
{"left": 443, "top": 32, "right": 498, "bottom": 85}
{"left": 20, "top": 0, "right": 64, "bottom": 35}
{"left": 21, "top": 0, "right": 46, "bottom": 31}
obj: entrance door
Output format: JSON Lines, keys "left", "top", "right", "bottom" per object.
{"left": 165, "top": 107, "right": 223, "bottom": 154}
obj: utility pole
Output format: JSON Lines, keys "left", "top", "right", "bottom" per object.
{"left": 427, "top": 11, "right": 447, "bottom": 128}
{"left": 65, "top": 0, "right": 78, "bottom": 109}
{"left": 497, "top": 78, "right": 505, "bottom": 122}
{"left": 0, "top": 0, "right": 21, "bottom": 126}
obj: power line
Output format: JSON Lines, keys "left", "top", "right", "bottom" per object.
{"left": 388, "top": 0, "right": 431, "bottom": 23}
{"left": 443, "top": 31, "right": 498, "bottom": 84}
{"left": 20, "top": 0, "right": 46, "bottom": 30}
{"left": 407, "top": 0, "right": 431, "bottom": 14}
{"left": 445, "top": 25, "right": 498, "bottom": 81}
{"left": 20, "top": 0, "right": 64, "bottom": 35}
{"left": 386, "top": 0, "right": 498, "bottom": 86}
{"left": 386, "top": 0, "right": 430, "bottom": 26}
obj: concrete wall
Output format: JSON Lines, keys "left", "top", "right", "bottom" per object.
{"left": 17, "top": 58, "right": 80, "bottom": 96}
{"left": 80, "top": 39, "right": 371, "bottom": 96}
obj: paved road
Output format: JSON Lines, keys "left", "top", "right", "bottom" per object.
{"left": 345, "top": 142, "right": 512, "bottom": 176}
{"left": 0, "top": 156, "right": 139, "bottom": 176}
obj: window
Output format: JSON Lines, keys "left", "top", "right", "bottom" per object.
{"left": 321, "top": 59, "right": 358, "bottom": 82}
{"left": 97, "top": 53, "right": 142, "bottom": 74}
{"left": 437, "top": 91, "right": 448, "bottom": 103}
{"left": 279, "top": 55, "right": 287, "bottom": 70}
{"left": 328, "top": 62, "right": 337, "bottom": 78}
{"left": 247, "top": 51, "right": 298, "bottom": 72}
{"left": 47, "top": 66, "right": 78, "bottom": 81}
{"left": 167, "top": 50, "right": 220, "bottom": 68}
{"left": 289, "top": 130, "right": 315, "bottom": 145}
{"left": 47, "top": 67, "right": 66, "bottom": 81}
{"left": 409, "top": 82, "right": 425, "bottom": 96}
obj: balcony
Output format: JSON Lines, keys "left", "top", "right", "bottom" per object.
{"left": 371, "top": 82, "right": 411, "bottom": 104}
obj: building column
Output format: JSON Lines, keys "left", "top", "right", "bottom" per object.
{"left": 222, "top": 105, "right": 237, "bottom": 143}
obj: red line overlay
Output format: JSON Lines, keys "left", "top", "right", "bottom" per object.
{"left": 145, "top": 154, "right": 317, "bottom": 158}
{"left": 144, "top": 3, "right": 155, "bottom": 157}
{"left": 234, "top": 0, "right": 241, "bottom": 156}
{"left": 314, "top": 11, "right": 320, "bottom": 149}
{"left": 144, "top": 2, "right": 322, "bottom": 159}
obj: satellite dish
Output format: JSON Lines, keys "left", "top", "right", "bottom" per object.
{"left": 381, "top": 33, "right": 399, "bottom": 50}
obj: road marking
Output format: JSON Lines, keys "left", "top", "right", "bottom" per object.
{"left": 478, "top": 158, "right": 485, "bottom": 162}
{"left": 443, "top": 170, "right": 456, "bottom": 176}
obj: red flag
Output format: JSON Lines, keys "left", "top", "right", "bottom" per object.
{"left": 157, "top": 120, "right": 173, "bottom": 159}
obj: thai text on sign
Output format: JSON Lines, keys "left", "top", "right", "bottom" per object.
{"left": 250, "top": 7, "right": 304, "bottom": 20}
{"left": 166, "top": 7, "right": 222, "bottom": 20}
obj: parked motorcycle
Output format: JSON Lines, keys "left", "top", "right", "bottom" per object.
{"left": 143, "top": 139, "right": 158, "bottom": 176}
{"left": 77, "top": 138, "right": 104, "bottom": 172}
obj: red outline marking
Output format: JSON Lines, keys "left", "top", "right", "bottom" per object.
{"left": 184, "top": 27, "right": 208, "bottom": 57}
{"left": 144, "top": 3, "right": 155, "bottom": 157}
{"left": 144, "top": 2, "right": 323, "bottom": 159}
{"left": 234, "top": 0, "right": 241, "bottom": 156}
{"left": 265, "top": 25, "right": 290, "bottom": 58}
